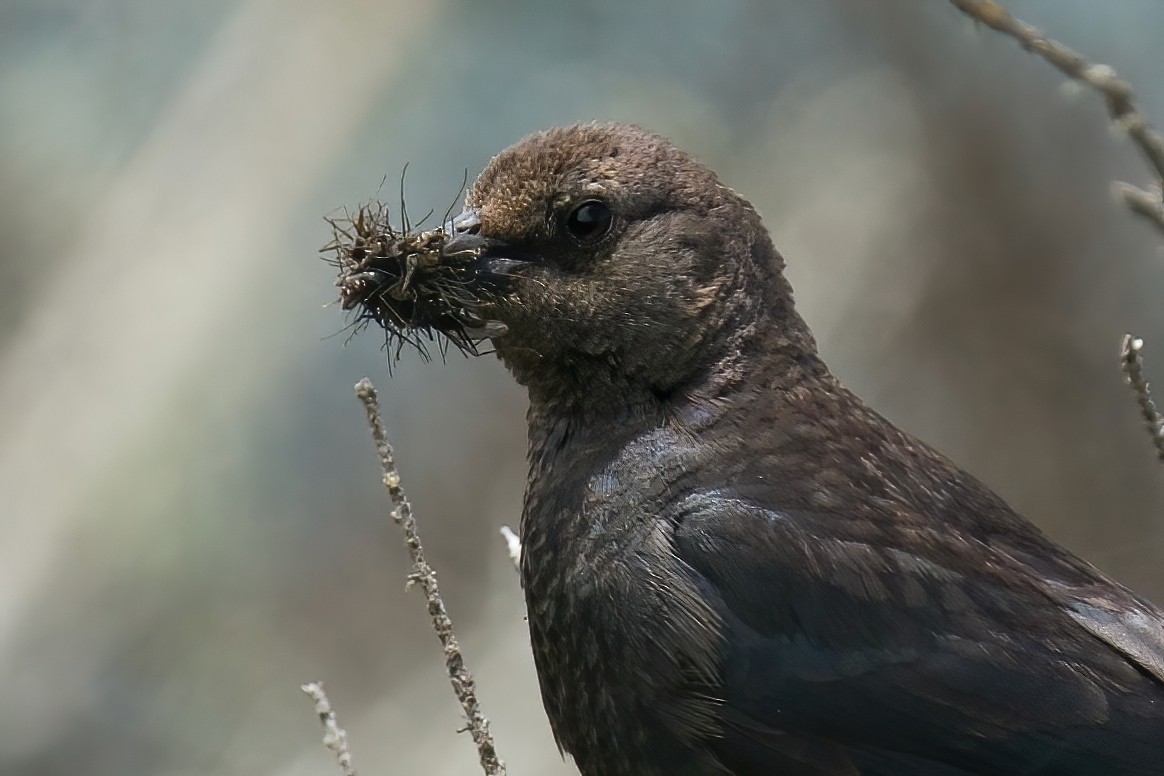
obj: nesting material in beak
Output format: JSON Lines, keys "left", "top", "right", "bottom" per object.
{"left": 322, "top": 202, "right": 497, "bottom": 361}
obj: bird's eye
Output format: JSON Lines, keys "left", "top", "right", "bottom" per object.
{"left": 565, "top": 200, "right": 614, "bottom": 243}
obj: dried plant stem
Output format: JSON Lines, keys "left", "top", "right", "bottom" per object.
{"left": 950, "top": 0, "right": 1164, "bottom": 236}
{"left": 1114, "top": 182, "right": 1164, "bottom": 235}
{"left": 1121, "top": 335, "right": 1164, "bottom": 461}
{"left": 301, "top": 681, "right": 358, "bottom": 776}
{"left": 354, "top": 378, "right": 506, "bottom": 776}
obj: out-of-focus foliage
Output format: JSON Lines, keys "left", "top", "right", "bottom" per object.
{"left": 1, "top": 1, "right": 1162, "bottom": 773}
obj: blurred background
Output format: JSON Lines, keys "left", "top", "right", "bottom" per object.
{"left": 2, "top": 1, "right": 1164, "bottom": 773}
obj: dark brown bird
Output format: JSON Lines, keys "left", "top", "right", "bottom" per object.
{"left": 363, "top": 123, "right": 1164, "bottom": 774}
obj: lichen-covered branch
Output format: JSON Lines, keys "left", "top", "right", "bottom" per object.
{"left": 1120, "top": 335, "right": 1164, "bottom": 461}
{"left": 950, "top": 0, "right": 1164, "bottom": 236}
{"left": 301, "top": 681, "right": 358, "bottom": 776}
{"left": 354, "top": 378, "right": 506, "bottom": 776}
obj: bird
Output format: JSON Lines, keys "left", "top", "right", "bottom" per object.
{"left": 422, "top": 122, "right": 1164, "bottom": 775}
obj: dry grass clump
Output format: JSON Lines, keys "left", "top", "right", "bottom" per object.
{"left": 322, "top": 202, "right": 488, "bottom": 361}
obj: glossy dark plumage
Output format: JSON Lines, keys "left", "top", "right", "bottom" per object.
{"left": 445, "top": 123, "right": 1164, "bottom": 775}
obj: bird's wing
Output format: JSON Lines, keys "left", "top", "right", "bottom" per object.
{"left": 671, "top": 491, "right": 1164, "bottom": 775}
{"left": 1058, "top": 591, "right": 1164, "bottom": 684}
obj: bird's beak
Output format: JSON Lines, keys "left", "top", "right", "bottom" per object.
{"left": 442, "top": 209, "right": 531, "bottom": 277}
{"left": 441, "top": 209, "right": 491, "bottom": 256}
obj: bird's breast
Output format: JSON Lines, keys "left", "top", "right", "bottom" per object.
{"left": 519, "top": 419, "right": 729, "bottom": 773}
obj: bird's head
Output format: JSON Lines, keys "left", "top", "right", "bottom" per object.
{"left": 337, "top": 123, "right": 816, "bottom": 411}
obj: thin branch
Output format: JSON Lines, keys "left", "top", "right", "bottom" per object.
{"left": 354, "top": 378, "right": 506, "bottom": 776}
{"left": 1113, "top": 182, "right": 1164, "bottom": 235}
{"left": 301, "top": 682, "right": 358, "bottom": 776}
{"left": 950, "top": 0, "right": 1164, "bottom": 236}
{"left": 1121, "top": 335, "right": 1164, "bottom": 461}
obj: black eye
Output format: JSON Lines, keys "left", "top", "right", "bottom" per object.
{"left": 565, "top": 200, "right": 614, "bottom": 243}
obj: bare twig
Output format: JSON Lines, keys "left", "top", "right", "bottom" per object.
{"left": 950, "top": 0, "right": 1164, "bottom": 236}
{"left": 1113, "top": 182, "right": 1164, "bottom": 235}
{"left": 499, "top": 525, "right": 521, "bottom": 572}
{"left": 301, "top": 681, "right": 358, "bottom": 776}
{"left": 1121, "top": 335, "right": 1164, "bottom": 461}
{"left": 354, "top": 378, "right": 506, "bottom": 776}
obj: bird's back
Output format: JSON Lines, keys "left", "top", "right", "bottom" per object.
{"left": 671, "top": 373, "right": 1164, "bottom": 774}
